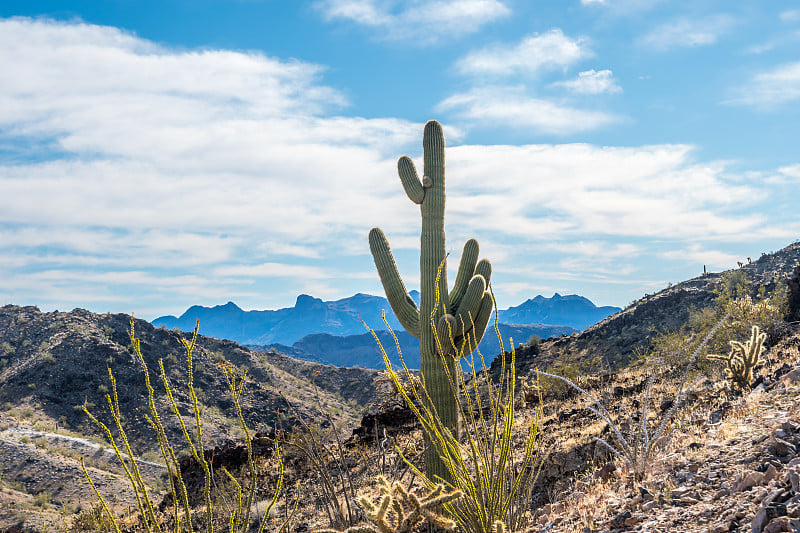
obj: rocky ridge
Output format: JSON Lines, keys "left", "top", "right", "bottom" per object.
{"left": 512, "top": 242, "right": 800, "bottom": 374}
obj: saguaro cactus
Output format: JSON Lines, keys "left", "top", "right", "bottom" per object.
{"left": 369, "top": 120, "right": 493, "bottom": 482}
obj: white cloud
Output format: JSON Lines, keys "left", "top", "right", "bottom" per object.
{"left": 726, "top": 61, "right": 800, "bottom": 108}
{"left": 779, "top": 164, "right": 800, "bottom": 179}
{"left": 441, "top": 142, "right": 777, "bottom": 243}
{"left": 639, "top": 15, "right": 734, "bottom": 50}
{"left": 314, "top": 0, "right": 510, "bottom": 43}
{"left": 661, "top": 245, "right": 740, "bottom": 270}
{"left": 0, "top": 16, "right": 797, "bottom": 317}
{"left": 438, "top": 86, "right": 619, "bottom": 134}
{"left": 455, "top": 29, "right": 590, "bottom": 77}
{"left": 780, "top": 10, "right": 800, "bottom": 23}
{"left": 214, "top": 263, "right": 332, "bottom": 280}
{"left": 550, "top": 69, "right": 622, "bottom": 94}
{"left": 546, "top": 241, "right": 641, "bottom": 259}
{"left": 582, "top": 0, "right": 665, "bottom": 8}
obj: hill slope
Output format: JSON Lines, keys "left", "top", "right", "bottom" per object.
{"left": 509, "top": 241, "right": 800, "bottom": 376}
{"left": 0, "top": 305, "right": 379, "bottom": 450}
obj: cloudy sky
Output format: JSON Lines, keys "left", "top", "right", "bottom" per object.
{"left": 1, "top": 1, "right": 799, "bottom": 320}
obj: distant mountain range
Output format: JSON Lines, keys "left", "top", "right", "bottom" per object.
{"left": 152, "top": 292, "right": 620, "bottom": 369}
{"left": 255, "top": 322, "right": 577, "bottom": 370}
{"left": 153, "top": 292, "right": 415, "bottom": 346}
{"left": 499, "top": 293, "right": 622, "bottom": 330}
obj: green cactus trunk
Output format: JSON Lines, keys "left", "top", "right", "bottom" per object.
{"left": 418, "top": 121, "right": 457, "bottom": 482}
{"left": 369, "top": 120, "right": 494, "bottom": 484}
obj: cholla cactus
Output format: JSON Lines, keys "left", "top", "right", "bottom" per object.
{"left": 369, "top": 120, "right": 493, "bottom": 481}
{"left": 316, "top": 475, "right": 462, "bottom": 533}
{"left": 709, "top": 325, "right": 767, "bottom": 387}
{"left": 491, "top": 521, "right": 508, "bottom": 533}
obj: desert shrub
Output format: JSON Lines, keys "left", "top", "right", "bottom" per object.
{"left": 78, "top": 318, "right": 297, "bottom": 533}
{"left": 33, "top": 490, "right": 52, "bottom": 508}
{"left": 70, "top": 503, "right": 117, "bottom": 532}
{"left": 650, "top": 271, "right": 789, "bottom": 377}
{"left": 538, "top": 312, "right": 728, "bottom": 480}
{"left": 282, "top": 373, "right": 369, "bottom": 531}
{"left": 527, "top": 335, "right": 541, "bottom": 355}
{"left": 538, "top": 350, "right": 603, "bottom": 399}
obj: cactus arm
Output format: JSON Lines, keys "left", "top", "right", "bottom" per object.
{"left": 475, "top": 258, "right": 492, "bottom": 285}
{"left": 437, "top": 274, "right": 489, "bottom": 357}
{"left": 457, "top": 292, "right": 494, "bottom": 355}
{"left": 449, "top": 239, "right": 479, "bottom": 311}
{"left": 398, "top": 156, "right": 425, "bottom": 205}
{"left": 369, "top": 227, "right": 421, "bottom": 337}
{"left": 449, "top": 274, "right": 487, "bottom": 339}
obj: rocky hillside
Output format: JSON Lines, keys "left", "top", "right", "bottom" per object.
{"left": 0, "top": 305, "right": 379, "bottom": 452}
{"left": 510, "top": 242, "right": 800, "bottom": 375}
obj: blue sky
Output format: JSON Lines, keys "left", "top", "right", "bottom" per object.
{"left": 1, "top": 1, "right": 799, "bottom": 320}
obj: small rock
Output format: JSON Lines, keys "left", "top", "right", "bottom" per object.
{"left": 609, "top": 510, "right": 631, "bottom": 527}
{"left": 763, "top": 464, "right": 781, "bottom": 485}
{"left": 767, "top": 502, "right": 789, "bottom": 518}
{"left": 638, "top": 486, "right": 653, "bottom": 501}
{"left": 780, "top": 368, "right": 800, "bottom": 385}
{"left": 782, "top": 420, "right": 800, "bottom": 434}
{"left": 623, "top": 513, "right": 644, "bottom": 527}
{"left": 753, "top": 507, "right": 770, "bottom": 533}
{"left": 769, "top": 437, "right": 798, "bottom": 457}
{"left": 670, "top": 486, "right": 693, "bottom": 499}
{"left": 763, "top": 517, "right": 800, "bottom": 532}
{"left": 734, "top": 470, "right": 764, "bottom": 492}
{"left": 641, "top": 500, "right": 658, "bottom": 511}
{"left": 785, "top": 494, "right": 800, "bottom": 517}
{"left": 713, "top": 488, "right": 731, "bottom": 500}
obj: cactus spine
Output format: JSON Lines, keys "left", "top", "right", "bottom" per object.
{"left": 709, "top": 325, "right": 767, "bottom": 387}
{"left": 369, "top": 120, "right": 493, "bottom": 483}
